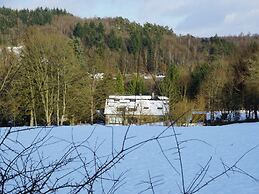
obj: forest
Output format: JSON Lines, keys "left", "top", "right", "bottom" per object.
{"left": 0, "top": 7, "right": 258, "bottom": 126}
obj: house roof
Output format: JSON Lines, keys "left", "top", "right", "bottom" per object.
{"left": 104, "top": 95, "right": 169, "bottom": 116}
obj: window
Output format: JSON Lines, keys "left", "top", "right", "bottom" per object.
{"left": 157, "top": 107, "right": 163, "bottom": 110}
{"left": 117, "top": 107, "right": 126, "bottom": 112}
{"left": 143, "top": 107, "right": 149, "bottom": 109}
{"left": 110, "top": 117, "right": 115, "bottom": 123}
{"left": 110, "top": 117, "right": 123, "bottom": 124}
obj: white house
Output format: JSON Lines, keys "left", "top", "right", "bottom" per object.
{"left": 104, "top": 95, "right": 169, "bottom": 125}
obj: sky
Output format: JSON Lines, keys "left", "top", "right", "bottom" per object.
{"left": 0, "top": 0, "right": 259, "bottom": 37}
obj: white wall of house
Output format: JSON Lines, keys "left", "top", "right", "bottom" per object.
{"left": 104, "top": 95, "right": 169, "bottom": 124}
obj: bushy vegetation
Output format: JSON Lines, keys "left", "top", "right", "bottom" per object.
{"left": 0, "top": 7, "right": 258, "bottom": 126}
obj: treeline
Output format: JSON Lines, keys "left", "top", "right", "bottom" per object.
{"left": 72, "top": 18, "right": 184, "bottom": 74}
{"left": 0, "top": 7, "right": 258, "bottom": 126}
{"left": 0, "top": 7, "right": 70, "bottom": 44}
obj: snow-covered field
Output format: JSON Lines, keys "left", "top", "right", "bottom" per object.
{"left": 1, "top": 123, "right": 259, "bottom": 193}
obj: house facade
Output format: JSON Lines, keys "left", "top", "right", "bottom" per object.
{"left": 104, "top": 95, "right": 169, "bottom": 125}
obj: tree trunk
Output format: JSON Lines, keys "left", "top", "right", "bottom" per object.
{"left": 30, "top": 109, "right": 34, "bottom": 127}
{"left": 91, "top": 95, "right": 94, "bottom": 125}
{"left": 90, "top": 79, "right": 95, "bottom": 125}
{"left": 56, "top": 71, "right": 60, "bottom": 126}
{"left": 29, "top": 83, "right": 37, "bottom": 126}
{"left": 254, "top": 106, "right": 258, "bottom": 120}
{"left": 61, "top": 83, "right": 67, "bottom": 125}
{"left": 44, "top": 79, "right": 52, "bottom": 126}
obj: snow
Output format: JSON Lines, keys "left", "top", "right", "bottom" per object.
{"left": 1, "top": 123, "right": 259, "bottom": 193}
{"left": 104, "top": 95, "right": 169, "bottom": 116}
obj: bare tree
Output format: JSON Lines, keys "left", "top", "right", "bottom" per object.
{"left": 137, "top": 171, "right": 163, "bottom": 194}
{"left": 0, "top": 124, "right": 171, "bottom": 194}
{"left": 0, "top": 127, "right": 78, "bottom": 193}
{"left": 151, "top": 120, "right": 259, "bottom": 194}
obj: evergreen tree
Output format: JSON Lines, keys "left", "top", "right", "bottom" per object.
{"left": 115, "top": 71, "right": 125, "bottom": 94}
{"left": 73, "top": 23, "right": 84, "bottom": 38}
{"left": 127, "top": 75, "right": 146, "bottom": 95}
{"left": 160, "top": 64, "right": 180, "bottom": 112}
{"left": 188, "top": 63, "right": 210, "bottom": 99}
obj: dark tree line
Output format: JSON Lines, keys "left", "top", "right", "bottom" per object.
{"left": 0, "top": 7, "right": 70, "bottom": 45}
{"left": 0, "top": 7, "right": 69, "bottom": 32}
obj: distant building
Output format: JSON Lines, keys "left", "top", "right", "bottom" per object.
{"left": 104, "top": 95, "right": 169, "bottom": 125}
{"left": 87, "top": 72, "right": 104, "bottom": 80}
{"left": 0, "top": 46, "right": 23, "bottom": 55}
{"left": 188, "top": 110, "right": 256, "bottom": 126}
{"left": 7, "top": 46, "right": 23, "bottom": 55}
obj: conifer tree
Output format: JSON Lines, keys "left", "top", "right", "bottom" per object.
{"left": 115, "top": 71, "right": 125, "bottom": 95}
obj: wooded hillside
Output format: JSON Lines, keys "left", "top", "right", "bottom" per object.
{"left": 0, "top": 7, "right": 258, "bottom": 126}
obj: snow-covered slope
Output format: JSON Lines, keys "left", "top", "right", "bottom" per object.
{"left": 1, "top": 123, "right": 259, "bottom": 193}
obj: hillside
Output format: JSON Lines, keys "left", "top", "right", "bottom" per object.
{"left": 0, "top": 7, "right": 258, "bottom": 126}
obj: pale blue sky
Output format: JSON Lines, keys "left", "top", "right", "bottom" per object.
{"left": 1, "top": 0, "right": 259, "bottom": 37}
